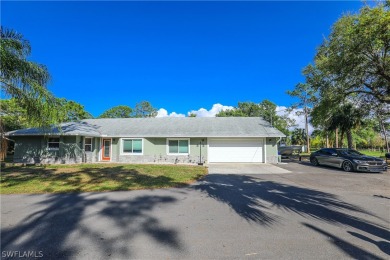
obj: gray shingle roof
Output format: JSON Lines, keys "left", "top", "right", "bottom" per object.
{"left": 7, "top": 117, "right": 285, "bottom": 138}
{"left": 6, "top": 121, "right": 102, "bottom": 137}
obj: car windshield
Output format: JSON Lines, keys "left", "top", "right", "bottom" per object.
{"left": 338, "top": 149, "right": 363, "bottom": 156}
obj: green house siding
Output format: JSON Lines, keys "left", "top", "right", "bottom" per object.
{"left": 13, "top": 136, "right": 83, "bottom": 164}
{"left": 114, "top": 137, "right": 207, "bottom": 164}
{"left": 14, "top": 136, "right": 44, "bottom": 162}
{"left": 82, "top": 137, "right": 99, "bottom": 163}
{"left": 13, "top": 135, "right": 278, "bottom": 164}
{"left": 265, "top": 137, "right": 279, "bottom": 163}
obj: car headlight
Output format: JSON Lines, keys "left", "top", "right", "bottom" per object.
{"left": 353, "top": 159, "right": 364, "bottom": 164}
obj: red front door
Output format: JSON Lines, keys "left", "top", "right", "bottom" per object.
{"left": 102, "top": 139, "right": 111, "bottom": 161}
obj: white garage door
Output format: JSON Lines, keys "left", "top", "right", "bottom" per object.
{"left": 208, "top": 138, "right": 264, "bottom": 163}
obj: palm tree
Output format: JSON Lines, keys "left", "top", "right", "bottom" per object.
{"left": 328, "top": 104, "right": 365, "bottom": 149}
{"left": 0, "top": 26, "right": 58, "bottom": 127}
{"left": 291, "top": 128, "right": 306, "bottom": 146}
{"left": 0, "top": 27, "right": 60, "bottom": 158}
{"left": 311, "top": 98, "right": 338, "bottom": 148}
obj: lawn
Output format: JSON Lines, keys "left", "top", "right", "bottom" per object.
{"left": 358, "top": 149, "right": 387, "bottom": 158}
{"left": 0, "top": 164, "right": 208, "bottom": 194}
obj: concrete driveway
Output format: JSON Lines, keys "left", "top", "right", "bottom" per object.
{"left": 1, "top": 162, "right": 389, "bottom": 259}
{"left": 208, "top": 163, "right": 291, "bottom": 174}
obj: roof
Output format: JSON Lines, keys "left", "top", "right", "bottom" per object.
{"left": 6, "top": 121, "right": 102, "bottom": 137}
{"left": 6, "top": 117, "right": 286, "bottom": 138}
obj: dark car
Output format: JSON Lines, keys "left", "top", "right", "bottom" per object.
{"left": 309, "top": 148, "right": 388, "bottom": 172}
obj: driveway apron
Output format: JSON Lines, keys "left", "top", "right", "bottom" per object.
{"left": 207, "top": 163, "right": 291, "bottom": 174}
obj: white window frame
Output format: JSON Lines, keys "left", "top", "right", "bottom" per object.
{"left": 47, "top": 137, "right": 60, "bottom": 151}
{"left": 84, "top": 137, "right": 92, "bottom": 152}
{"left": 166, "top": 138, "right": 190, "bottom": 155}
{"left": 120, "top": 138, "right": 144, "bottom": 155}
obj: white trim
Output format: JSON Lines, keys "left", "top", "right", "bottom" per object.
{"left": 166, "top": 138, "right": 190, "bottom": 155}
{"left": 101, "top": 138, "right": 112, "bottom": 162}
{"left": 206, "top": 138, "right": 209, "bottom": 164}
{"left": 264, "top": 137, "right": 267, "bottom": 163}
{"left": 120, "top": 138, "right": 144, "bottom": 155}
{"left": 84, "top": 137, "right": 93, "bottom": 152}
{"left": 47, "top": 137, "right": 60, "bottom": 151}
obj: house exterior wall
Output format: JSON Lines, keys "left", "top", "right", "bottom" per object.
{"left": 84, "top": 137, "right": 99, "bottom": 163}
{"left": 115, "top": 137, "right": 207, "bottom": 164}
{"left": 13, "top": 136, "right": 83, "bottom": 164}
{"left": 13, "top": 136, "right": 279, "bottom": 164}
{"left": 265, "top": 137, "right": 279, "bottom": 163}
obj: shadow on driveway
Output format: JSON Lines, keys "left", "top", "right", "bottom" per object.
{"left": 1, "top": 193, "right": 183, "bottom": 259}
{"left": 194, "top": 174, "right": 390, "bottom": 254}
{"left": 2, "top": 173, "right": 389, "bottom": 259}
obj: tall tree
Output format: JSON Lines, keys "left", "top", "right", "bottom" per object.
{"left": 0, "top": 26, "right": 60, "bottom": 158}
{"left": 56, "top": 98, "right": 93, "bottom": 122}
{"left": 291, "top": 128, "right": 307, "bottom": 146}
{"left": 287, "top": 82, "right": 318, "bottom": 153}
{"left": 372, "top": 103, "right": 390, "bottom": 152}
{"left": 310, "top": 95, "right": 341, "bottom": 148}
{"left": 307, "top": 3, "right": 390, "bottom": 104}
{"left": 0, "top": 27, "right": 59, "bottom": 127}
{"left": 0, "top": 98, "right": 29, "bottom": 132}
{"left": 133, "top": 101, "right": 157, "bottom": 118}
{"left": 327, "top": 104, "right": 366, "bottom": 149}
{"left": 216, "top": 100, "right": 295, "bottom": 136}
{"left": 98, "top": 105, "right": 133, "bottom": 118}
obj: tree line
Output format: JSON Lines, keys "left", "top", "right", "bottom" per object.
{"left": 0, "top": 98, "right": 158, "bottom": 133}
{"left": 287, "top": 2, "right": 389, "bottom": 152}
{"left": 1, "top": 1, "right": 389, "bottom": 154}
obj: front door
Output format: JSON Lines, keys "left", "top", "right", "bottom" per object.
{"left": 102, "top": 139, "right": 111, "bottom": 161}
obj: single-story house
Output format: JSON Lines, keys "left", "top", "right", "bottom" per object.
{"left": 6, "top": 117, "right": 285, "bottom": 164}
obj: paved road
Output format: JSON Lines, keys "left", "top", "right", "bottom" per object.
{"left": 1, "top": 162, "right": 389, "bottom": 259}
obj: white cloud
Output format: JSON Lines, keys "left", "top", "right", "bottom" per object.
{"left": 187, "top": 103, "right": 234, "bottom": 117}
{"left": 276, "top": 106, "right": 314, "bottom": 134}
{"left": 156, "top": 108, "right": 185, "bottom": 118}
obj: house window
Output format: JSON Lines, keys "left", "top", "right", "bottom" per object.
{"left": 47, "top": 137, "right": 60, "bottom": 150}
{"left": 84, "top": 138, "right": 92, "bottom": 152}
{"left": 168, "top": 139, "right": 189, "bottom": 154}
{"left": 121, "top": 139, "right": 143, "bottom": 154}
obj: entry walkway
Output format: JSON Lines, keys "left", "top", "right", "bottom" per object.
{"left": 207, "top": 163, "right": 291, "bottom": 174}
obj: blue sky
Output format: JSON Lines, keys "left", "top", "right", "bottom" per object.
{"left": 2, "top": 1, "right": 364, "bottom": 118}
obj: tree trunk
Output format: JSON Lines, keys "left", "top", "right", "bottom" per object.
{"left": 335, "top": 128, "right": 339, "bottom": 148}
{"left": 305, "top": 107, "right": 310, "bottom": 153}
{"left": 0, "top": 138, "right": 7, "bottom": 161}
{"left": 326, "top": 132, "right": 329, "bottom": 148}
{"left": 0, "top": 122, "right": 7, "bottom": 161}
{"left": 346, "top": 129, "right": 353, "bottom": 149}
{"left": 379, "top": 118, "right": 389, "bottom": 153}
{"left": 340, "top": 131, "right": 344, "bottom": 148}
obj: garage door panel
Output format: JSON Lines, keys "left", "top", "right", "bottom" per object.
{"left": 209, "top": 139, "right": 263, "bottom": 163}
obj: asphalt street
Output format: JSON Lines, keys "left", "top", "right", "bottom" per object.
{"left": 1, "top": 161, "right": 389, "bottom": 259}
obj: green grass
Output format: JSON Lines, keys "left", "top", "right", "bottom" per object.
{"left": 0, "top": 164, "right": 208, "bottom": 194}
{"left": 358, "top": 150, "right": 387, "bottom": 158}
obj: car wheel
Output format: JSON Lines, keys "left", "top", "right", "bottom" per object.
{"left": 310, "top": 157, "right": 319, "bottom": 166}
{"left": 342, "top": 161, "right": 353, "bottom": 172}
